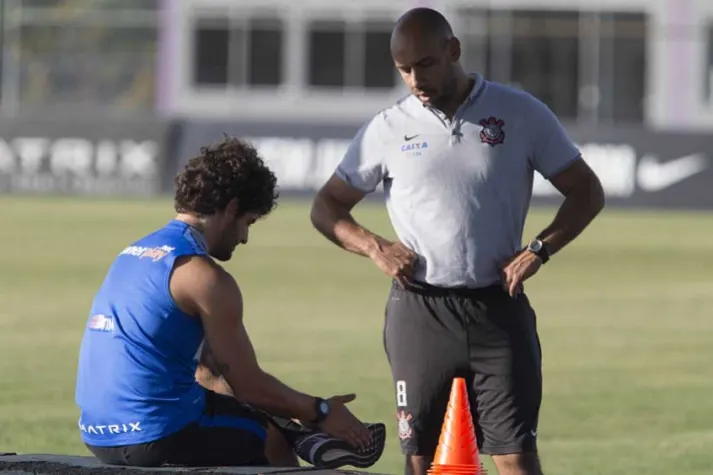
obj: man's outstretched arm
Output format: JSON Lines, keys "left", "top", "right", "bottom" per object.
{"left": 173, "top": 255, "right": 318, "bottom": 419}
{"left": 170, "top": 255, "right": 371, "bottom": 448}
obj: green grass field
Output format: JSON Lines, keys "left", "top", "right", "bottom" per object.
{"left": 1, "top": 196, "right": 712, "bottom": 475}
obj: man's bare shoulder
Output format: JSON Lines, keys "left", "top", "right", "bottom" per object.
{"left": 170, "top": 254, "right": 241, "bottom": 316}
{"left": 171, "top": 253, "right": 224, "bottom": 283}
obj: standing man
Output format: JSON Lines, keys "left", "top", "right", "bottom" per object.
{"left": 310, "top": 7, "right": 605, "bottom": 475}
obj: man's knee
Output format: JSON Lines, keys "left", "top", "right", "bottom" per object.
{"left": 491, "top": 452, "right": 543, "bottom": 475}
{"left": 195, "top": 343, "right": 234, "bottom": 396}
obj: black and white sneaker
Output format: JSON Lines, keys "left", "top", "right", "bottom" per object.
{"left": 270, "top": 417, "right": 386, "bottom": 470}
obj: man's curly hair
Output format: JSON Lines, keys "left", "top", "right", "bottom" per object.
{"left": 174, "top": 136, "right": 278, "bottom": 218}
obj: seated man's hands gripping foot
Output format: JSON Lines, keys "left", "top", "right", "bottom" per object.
{"left": 197, "top": 342, "right": 386, "bottom": 469}
{"left": 178, "top": 253, "right": 376, "bottom": 467}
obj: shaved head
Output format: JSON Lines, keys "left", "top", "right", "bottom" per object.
{"left": 391, "top": 7, "right": 454, "bottom": 46}
{"left": 390, "top": 8, "right": 466, "bottom": 111}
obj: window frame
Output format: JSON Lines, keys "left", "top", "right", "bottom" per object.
{"left": 188, "top": 7, "right": 287, "bottom": 92}
{"left": 305, "top": 16, "right": 398, "bottom": 91}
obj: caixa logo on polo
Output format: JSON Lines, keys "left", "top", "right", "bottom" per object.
{"left": 400, "top": 139, "right": 429, "bottom": 157}
{"left": 79, "top": 421, "right": 142, "bottom": 435}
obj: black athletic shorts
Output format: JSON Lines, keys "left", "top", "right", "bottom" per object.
{"left": 86, "top": 390, "right": 270, "bottom": 467}
{"left": 383, "top": 280, "right": 542, "bottom": 457}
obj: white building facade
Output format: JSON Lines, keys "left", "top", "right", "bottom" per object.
{"left": 159, "top": 0, "right": 713, "bottom": 131}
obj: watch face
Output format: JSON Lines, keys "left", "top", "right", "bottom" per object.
{"left": 319, "top": 401, "right": 330, "bottom": 415}
{"left": 529, "top": 240, "right": 542, "bottom": 252}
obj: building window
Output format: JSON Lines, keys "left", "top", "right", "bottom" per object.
{"left": 248, "top": 18, "right": 284, "bottom": 86}
{"left": 456, "top": 8, "right": 647, "bottom": 124}
{"left": 193, "top": 18, "right": 230, "bottom": 85}
{"left": 308, "top": 21, "right": 347, "bottom": 87}
{"left": 597, "top": 12, "right": 647, "bottom": 123}
{"left": 459, "top": 10, "right": 498, "bottom": 84}
{"left": 192, "top": 14, "right": 284, "bottom": 88}
{"left": 364, "top": 22, "right": 395, "bottom": 89}
{"left": 457, "top": 8, "right": 579, "bottom": 120}
{"left": 510, "top": 10, "right": 580, "bottom": 120}
{"left": 308, "top": 18, "right": 395, "bottom": 89}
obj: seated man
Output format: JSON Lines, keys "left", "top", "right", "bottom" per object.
{"left": 74, "top": 137, "right": 385, "bottom": 469}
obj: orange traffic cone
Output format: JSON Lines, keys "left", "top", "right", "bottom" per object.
{"left": 427, "top": 378, "right": 487, "bottom": 475}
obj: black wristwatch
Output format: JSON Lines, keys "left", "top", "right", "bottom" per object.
{"left": 311, "top": 397, "right": 331, "bottom": 424}
{"left": 526, "top": 238, "right": 550, "bottom": 264}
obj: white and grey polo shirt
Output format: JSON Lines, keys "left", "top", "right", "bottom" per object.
{"left": 334, "top": 73, "right": 581, "bottom": 288}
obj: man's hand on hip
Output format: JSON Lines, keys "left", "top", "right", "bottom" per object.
{"left": 500, "top": 249, "right": 542, "bottom": 297}
{"left": 368, "top": 239, "right": 418, "bottom": 287}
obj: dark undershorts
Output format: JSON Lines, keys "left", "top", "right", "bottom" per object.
{"left": 383, "top": 280, "right": 543, "bottom": 456}
{"left": 86, "top": 390, "right": 270, "bottom": 467}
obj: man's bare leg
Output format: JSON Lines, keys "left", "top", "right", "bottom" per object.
{"left": 405, "top": 455, "right": 432, "bottom": 475}
{"left": 491, "top": 452, "right": 543, "bottom": 475}
{"left": 265, "top": 422, "right": 300, "bottom": 467}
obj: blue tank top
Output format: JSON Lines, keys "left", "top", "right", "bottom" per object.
{"left": 75, "top": 219, "right": 209, "bottom": 447}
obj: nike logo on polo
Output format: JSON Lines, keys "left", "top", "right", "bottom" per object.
{"left": 404, "top": 134, "right": 419, "bottom": 141}
{"left": 637, "top": 153, "right": 708, "bottom": 192}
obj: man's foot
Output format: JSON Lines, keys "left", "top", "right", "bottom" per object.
{"left": 269, "top": 416, "right": 386, "bottom": 470}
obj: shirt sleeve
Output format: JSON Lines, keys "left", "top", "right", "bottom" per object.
{"left": 527, "top": 95, "right": 581, "bottom": 180}
{"left": 334, "top": 115, "right": 387, "bottom": 193}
